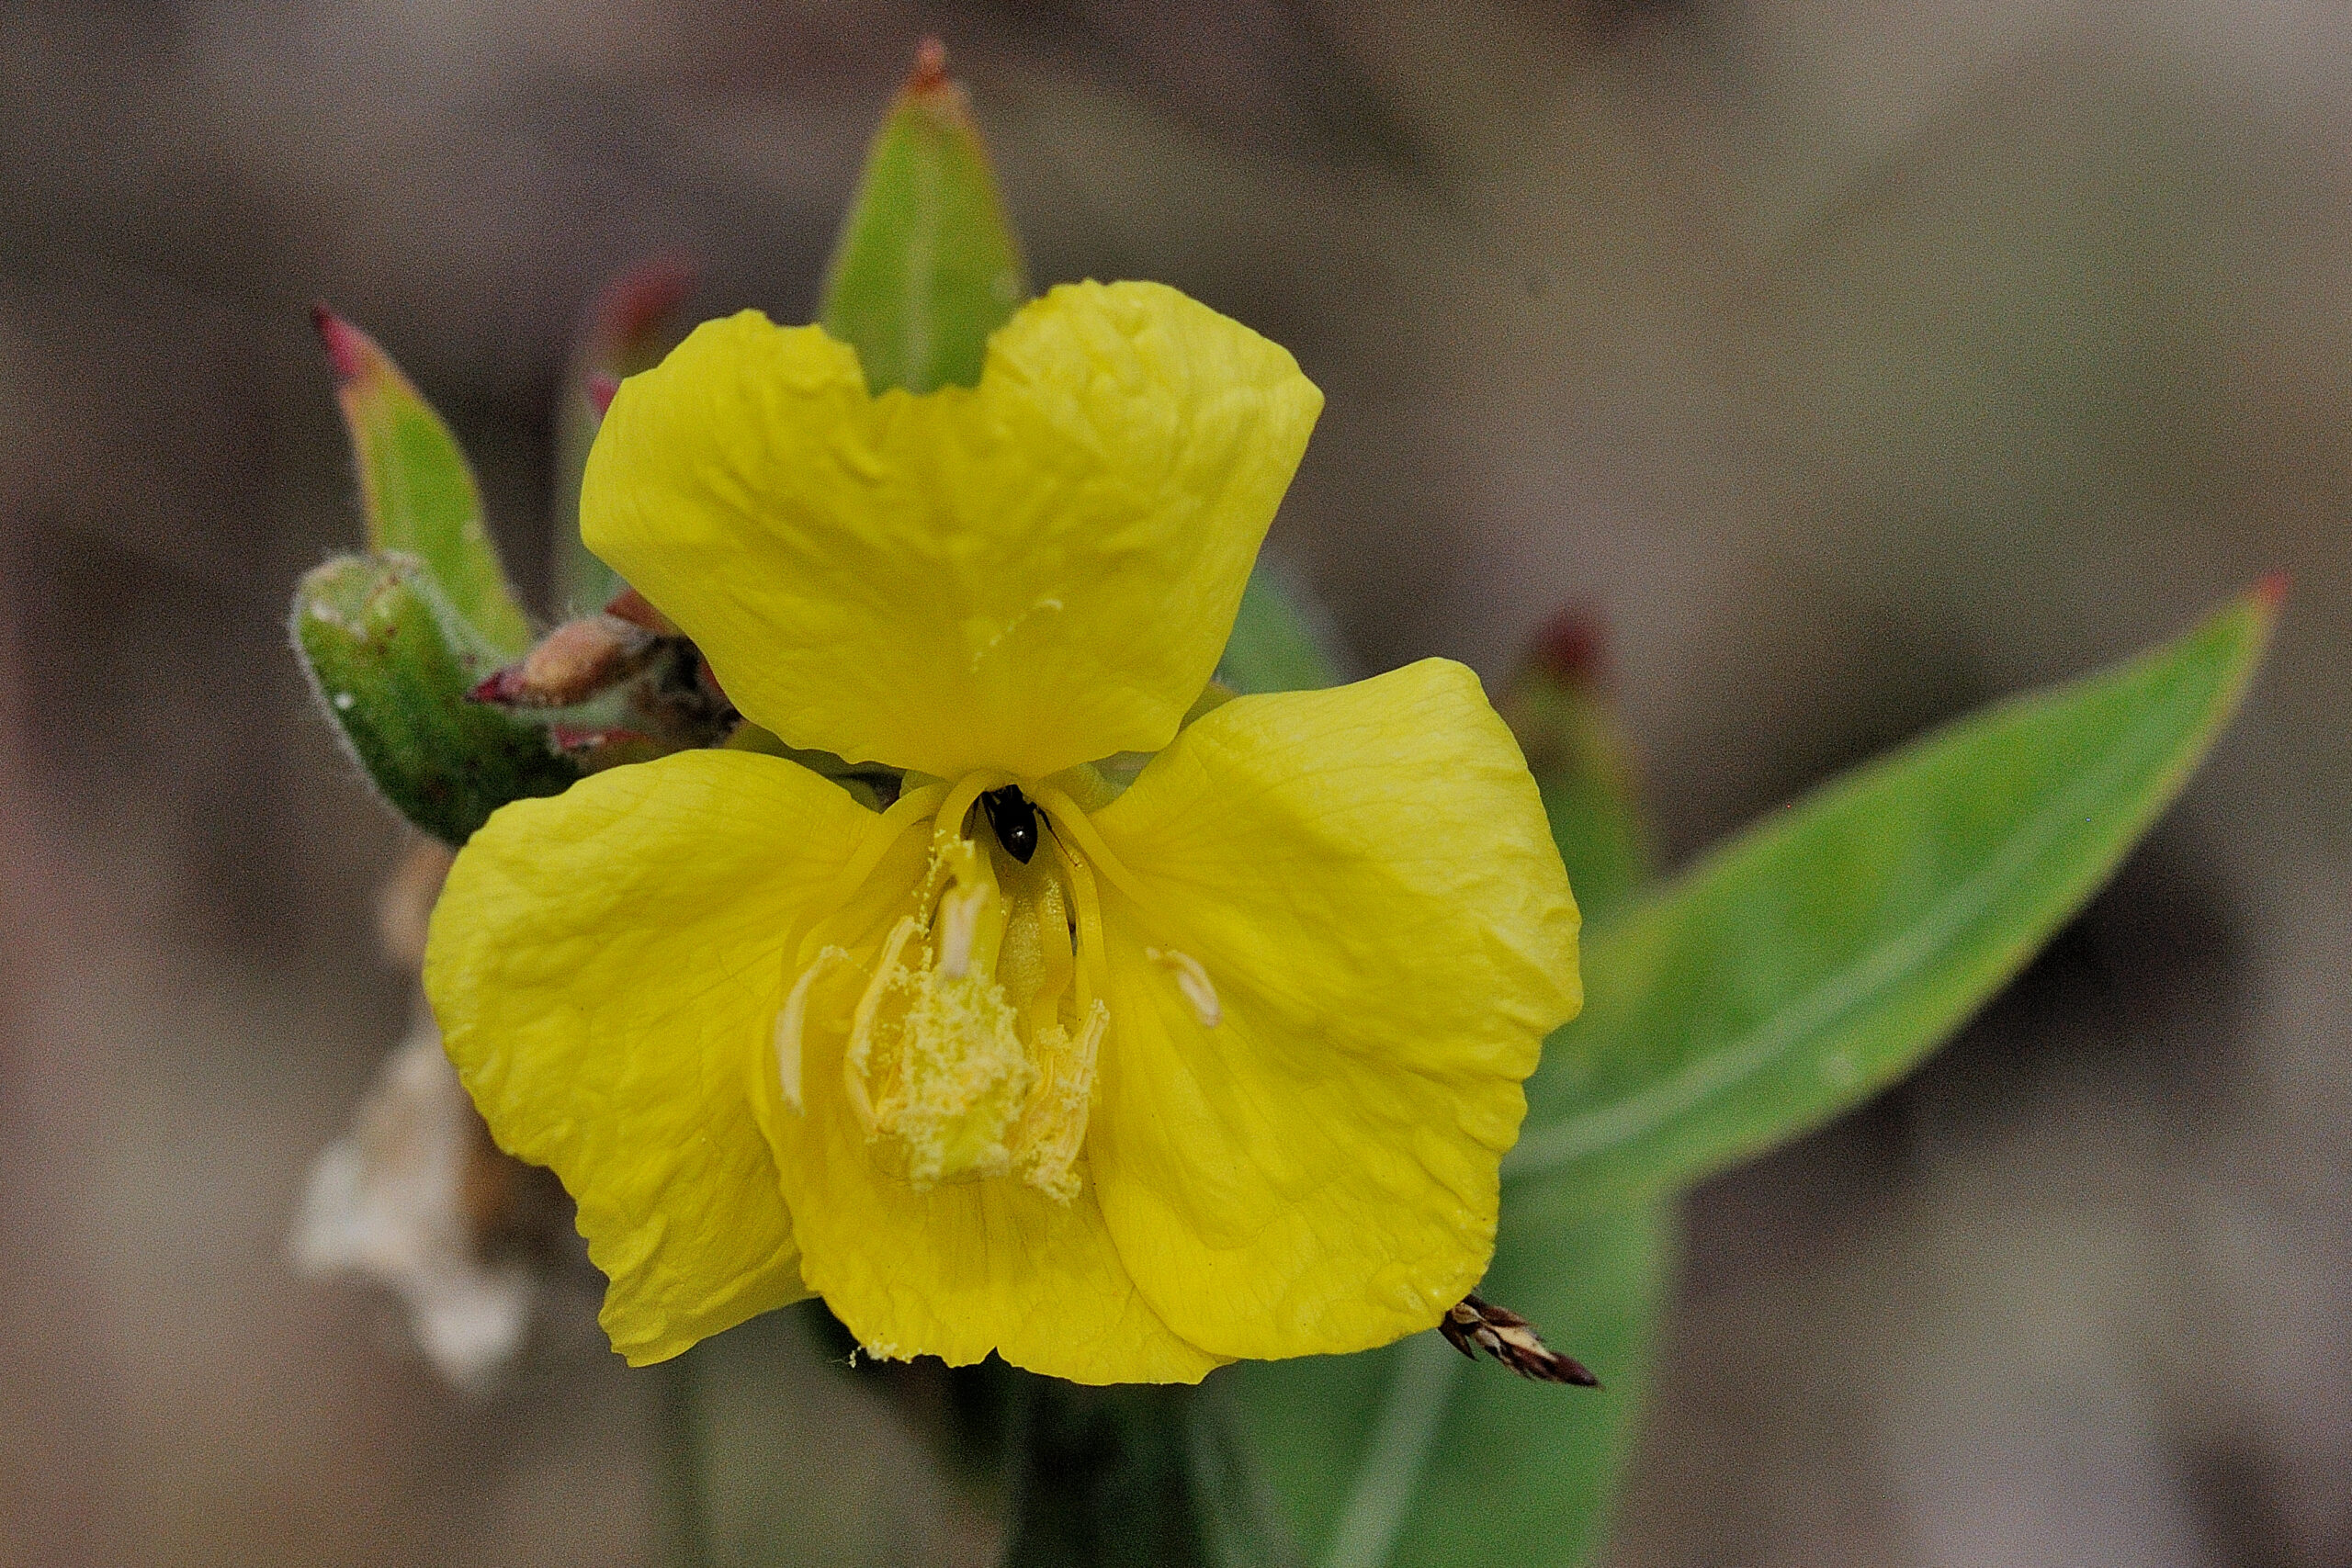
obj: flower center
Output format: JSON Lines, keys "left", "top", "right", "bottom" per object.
{"left": 775, "top": 773, "right": 1111, "bottom": 1201}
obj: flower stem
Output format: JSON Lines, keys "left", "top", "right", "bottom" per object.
{"left": 997, "top": 1379, "right": 1296, "bottom": 1568}
{"left": 654, "top": 1348, "right": 714, "bottom": 1568}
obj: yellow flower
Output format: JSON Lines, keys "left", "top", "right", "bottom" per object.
{"left": 424, "top": 281, "right": 1581, "bottom": 1384}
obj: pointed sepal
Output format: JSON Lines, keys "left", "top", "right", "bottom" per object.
{"left": 311, "top": 306, "right": 534, "bottom": 655}
{"left": 819, "top": 39, "right": 1028, "bottom": 393}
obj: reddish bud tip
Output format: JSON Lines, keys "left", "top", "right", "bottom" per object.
{"left": 310, "top": 302, "right": 371, "bottom": 383}
{"left": 2255, "top": 570, "right": 2290, "bottom": 608}
{"left": 551, "top": 724, "right": 651, "bottom": 752}
{"left": 471, "top": 616, "right": 658, "bottom": 709}
{"left": 909, "top": 37, "right": 949, "bottom": 93}
{"left": 592, "top": 256, "right": 697, "bottom": 347}
{"left": 468, "top": 669, "right": 525, "bottom": 705}
{"left": 1528, "top": 605, "right": 1611, "bottom": 688}
{"left": 586, "top": 373, "right": 620, "bottom": 417}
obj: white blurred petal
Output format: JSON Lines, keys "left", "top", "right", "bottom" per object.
{"left": 292, "top": 1008, "right": 534, "bottom": 1392}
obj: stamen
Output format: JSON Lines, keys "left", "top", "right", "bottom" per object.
{"left": 933, "top": 769, "right": 1014, "bottom": 863}
{"left": 933, "top": 836, "right": 1007, "bottom": 983}
{"left": 996, "top": 866, "right": 1073, "bottom": 1032}
{"left": 1027, "top": 781, "right": 1152, "bottom": 908}
{"left": 820, "top": 774, "right": 1122, "bottom": 1200}
{"left": 1144, "top": 946, "right": 1221, "bottom": 1028}
{"left": 843, "top": 916, "right": 920, "bottom": 1136}
{"left": 1047, "top": 828, "right": 1112, "bottom": 1025}
{"left": 1014, "top": 998, "right": 1107, "bottom": 1201}
{"left": 778, "top": 781, "right": 946, "bottom": 981}
{"left": 774, "top": 945, "right": 849, "bottom": 1112}
{"left": 810, "top": 784, "right": 949, "bottom": 928}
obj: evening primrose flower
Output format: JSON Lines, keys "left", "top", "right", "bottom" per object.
{"left": 424, "top": 280, "right": 1580, "bottom": 1384}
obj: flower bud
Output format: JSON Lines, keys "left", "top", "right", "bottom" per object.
{"left": 469, "top": 614, "right": 659, "bottom": 709}
{"left": 1500, "top": 606, "right": 1653, "bottom": 926}
{"left": 552, "top": 260, "right": 698, "bottom": 615}
{"left": 291, "top": 553, "right": 579, "bottom": 845}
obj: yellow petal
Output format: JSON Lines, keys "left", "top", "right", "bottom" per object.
{"left": 763, "top": 961, "right": 1223, "bottom": 1384}
{"left": 582, "top": 280, "right": 1323, "bottom": 780}
{"left": 424, "top": 750, "right": 898, "bottom": 1365}
{"left": 1080, "top": 660, "right": 1581, "bottom": 1360}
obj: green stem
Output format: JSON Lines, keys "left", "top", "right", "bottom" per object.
{"left": 655, "top": 1349, "right": 714, "bottom": 1568}
{"left": 998, "top": 1379, "right": 1297, "bottom": 1568}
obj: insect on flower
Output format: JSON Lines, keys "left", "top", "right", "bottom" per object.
{"left": 1439, "top": 1293, "right": 1600, "bottom": 1386}
{"left": 424, "top": 280, "right": 1582, "bottom": 1383}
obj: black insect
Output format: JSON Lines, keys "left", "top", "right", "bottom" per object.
{"left": 980, "top": 785, "right": 1040, "bottom": 863}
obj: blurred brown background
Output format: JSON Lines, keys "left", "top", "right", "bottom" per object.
{"left": 2, "top": 3, "right": 2347, "bottom": 1564}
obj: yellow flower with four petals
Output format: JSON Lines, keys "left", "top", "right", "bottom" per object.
{"left": 424, "top": 279, "right": 1581, "bottom": 1383}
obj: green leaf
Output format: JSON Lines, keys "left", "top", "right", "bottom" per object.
{"left": 291, "top": 552, "right": 579, "bottom": 845}
{"left": 1506, "top": 583, "right": 2280, "bottom": 1216}
{"left": 1232, "top": 1201, "right": 1672, "bottom": 1568}
{"left": 819, "top": 41, "right": 1027, "bottom": 395}
{"left": 1499, "top": 615, "right": 1654, "bottom": 930}
{"left": 311, "top": 306, "right": 534, "bottom": 654}
{"left": 552, "top": 261, "right": 696, "bottom": 615}
{"left": 1217, "top": 562, "right": 1347, "bottom": 695}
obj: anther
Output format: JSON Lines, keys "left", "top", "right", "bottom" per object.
{"left": 936, "top": 886, "right": 985, "bottom": 978}
{"left": 1014, "top": 999, "right": 1107, "bottom": 1201}
{"left": 774, "top": 946, "right": 849, "bottom": 1112}
{"left": 1145, "top": 947, "right": 1221, "bottom": 1028}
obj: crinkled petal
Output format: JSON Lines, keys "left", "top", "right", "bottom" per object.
{"left": 582, "top": 280, "right": 1323, "bottom": 780}
{"left": 1080, "top": 659, "right": 1581, "bottom": 1360}
{"left": 424, "top": 750, "right": 897, "bottom": 1365}
{"left": 761, "top": 962, "right": 1224, "bottom": 1384}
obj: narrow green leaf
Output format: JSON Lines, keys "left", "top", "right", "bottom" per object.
{"left": 819, "top": 40, "right": 1026, "bottom": 395}
{"left": 1232, "top": 1201, "right": 1672, "bottom": 1568}
{"left": 1499, "top": 612, "right": 1654, "bottom": 929}
{"left": 311, "top": 306, "right": 533, "bottom": 654}
{"left": 1217, "top": 562, "right": 1347, "bottom": 695}
{"left": 1507, "top": 583, "right": 2280, "bottom": 1215}
{"left": 552, "top": 260, "right": 695, "bottom": 615}
{"left": 292, "top": 553, "right": 579, "bottom": 845}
